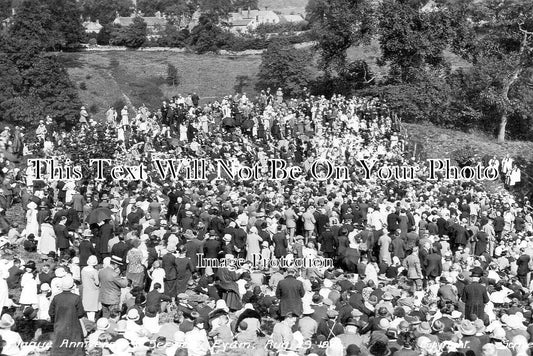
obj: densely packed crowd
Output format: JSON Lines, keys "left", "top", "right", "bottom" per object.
{"left": 0, "top": 90, "right": 530, "bottom": 356}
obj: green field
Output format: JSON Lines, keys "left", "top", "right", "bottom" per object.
{"left": 62, "top": 51, "right": 262, "bottom": 117}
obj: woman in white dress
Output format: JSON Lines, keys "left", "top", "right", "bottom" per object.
{"left": 179, "top": 123, "right": 188, "bottom": 142}
{"left": 37, "top": 220, "right": 56, "bottom": 255}
{"left": 19, "top": 261, "right": 39, "bottom": 306}
{"left": 148, "top": 260, "right": 165, "bottom": 293}
{"left": 81, "top": 255, "right": 100, "bottom": 321}
{"left": 36, "top": 283, "right": 51, "bottom": 321}
{"left": 25, "top": 201, "right": 39, "bottom": 238}
{"left": 0, "top": 259, "right": 10, "bottom": 311}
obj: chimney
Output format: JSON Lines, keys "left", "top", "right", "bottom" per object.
{"left": 247, "top": 7, "right": 250, "bottom": 18}
{"left": 11, "top": 7, "right": 15, "bottom": 16}
{"left": 96, "top": 19, "right": 100, "bottom": 24}
{"left": 238, "top": 7, "right": 242, "bottom": 15}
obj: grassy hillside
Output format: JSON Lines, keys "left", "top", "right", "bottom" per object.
{"left": 62, "top": 36, "right": 470, "bottom": 117}
{"left": 259, "top": 0, "right": 308, "bottom": 14}
{"left": 62, "top": 51, "right": 261, "bottom": 118}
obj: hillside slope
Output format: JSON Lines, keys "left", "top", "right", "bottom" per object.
{"left": 62, "top": 51, "right": 261, "bottom": 117}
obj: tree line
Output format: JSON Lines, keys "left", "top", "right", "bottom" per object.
{"left": 257, "top": 0, "right": 533, "bottom": 143}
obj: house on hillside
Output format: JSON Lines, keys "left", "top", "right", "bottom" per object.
{"left": 83, "top": 19, "right": 103, "bottom": 34}
{"left": 113, "top": 12, "right": 168, "bottom": 39}
{"left": 227, "top": 8, "right": 280, "bottom": 34}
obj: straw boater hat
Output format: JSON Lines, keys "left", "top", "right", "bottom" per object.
{"left": 55, "top": 267, "right": 67, "bottom": 278}
{"left": 61, "top": 275, "right": 75, "bottom": 291}
{"left": 109, "top": 338, "right": 133, "bottom": 355}
{"left": 302, "top": 305, "right": 315, "bottom": 315}
{"left": 111, "top": 255, "right": 123, "bottom": 266}
{"left": 458, "top": 320, "right": 477, "bottom": 336}
{"left": 126, "top": 309, "right": 140, "bottom": 321}
{"left": 0, "top": 314, "right": 15, "bottom": 329}
{"left": 96, "top": 318, "right": 110, "bottom": 331}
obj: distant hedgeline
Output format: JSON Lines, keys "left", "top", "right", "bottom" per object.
{"left": 27, "top": 158, "right": 499, "bottom": 182}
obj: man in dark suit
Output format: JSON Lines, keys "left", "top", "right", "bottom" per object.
{"left": 184, "top": 230, "right": 203, "bottom": 272}
{"left": 97, "top": 219, "right": 114, "bottom": 262}
{"left": 386, "top": 208, "right": 401, "bottom": 234}
{"left": 272, "top": 227, "right": 288, "bottom": 259}
{"left": 232, "top": 222, "right": 247, "bottom": 259}
{"left": 110, "top": 234, "right": 130, "bottom": 272}
{"left": 6, "top": 258, "right": 24, "bottom": 289}
{"left": 146, "top": 282, "right": 172, "bottom": 312}
{"left": 461, "top": 269, "right": 489, "bottom": 320}
{"left": 275, "top": 268, "right": 305, "bottom": 317}
{"left": 78, "top": 230, "right": 96, "bottom": 268}
{"left": 493, "top": 211, "right": 505, "bottom": 240}
{"left": 203, "top": 233, "right": 221, "bottom": 275}
{"left": 314, "top": 208, "right": 329, "bottom": 236}
{"left": 516, "top": 249, "right": 531, "bottom": 287}
{"left": 318, "top": 224, "right": 337, "bottom": 259}
{"left": 65, "top": 202, "right": 81, "bottom": 232}
{"left": 423, "top": 248, "right": 443, "bottom": 281}
{"left": 162, "top": 248, "right": 178, "bottom": 298}
{"left": 54, "top": 216, "right": 72, "bottom": 258}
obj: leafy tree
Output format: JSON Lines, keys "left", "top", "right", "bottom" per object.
{"left": 21, "top": 54, "right": 81, "bottom": 127}
{"left": 96, "top": 23, "right": 115, "bottom": 45}
{"left": 0, "top": 54, "right": 81, "bottom": 128}
{"left": 6, "top": 0, "right": 85, "bottom": 53}
{"left": 157, "top": 24, "right": 189, "bottom": 47}
{"left": 0, "top": 54, "right": 23, "bottom": 116}
{"left": 256, "top": 40, "right": 312, "bottom": 97}
{"left": 306, "top": 0, "right": 375, "bottom": 74}
{"left": 359, "top": 70, "right": 459, "bottom": 127}
{"left": 197, "top": 0, "right": 232, "bottom": 21}
{"left": 377, "top": 0, "right": 458, "bottom": 83}
{"left": 137, "top": 0, "right": 197, "bottom": 22}
{"left": 166, "top": 63, "right": 179, "bottom": 86}
{"left": 47, "top": 0, "right": 86, "bottom": 50}
{"left": 164, "top": 2, "right": 197, "bottom": 28}
{"left": 137, "top": 0, "right": 169, "bottom": 16}
{"left": 231, "top": 0, "right": 258, "bottom": 12}
{"left": 0, "top": 0, "right": 11, "bottom": 20}
{"left": 340, "top": 60, "right": 375, "bottom": 90}
{"left": 6, "top": 0, "right": 55, "bottom": 56}
{"left": 111, "top": 16, "right": 148, "bottom": 48}
{"left": 80, "top": 0, "right": 134, "bottom": 24}
{"left": 188, "top": 14, "right": 230, "bottom": 53}
{"left": 462, "top": 0, "right": 533, "bottom": 142}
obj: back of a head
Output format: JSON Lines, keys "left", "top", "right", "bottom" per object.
{"left": 175, "top": 348, "right": 188, "bottom": 356}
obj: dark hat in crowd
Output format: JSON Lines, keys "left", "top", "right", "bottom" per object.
{"left": 346, "top": 344, "right": 361, "bottom": 356}
{"left": 25, "top": 261, "right": 36, "bottom": 271}
{"left": 470, "top": 267, "right": 484, "bottom": 278}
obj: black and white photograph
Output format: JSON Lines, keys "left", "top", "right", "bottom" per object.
{"left": 0, "top": 0, "right": 533, "bottom": 355}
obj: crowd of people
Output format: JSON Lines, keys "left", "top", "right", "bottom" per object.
{"left": 0, "top": 90, "right": 531, "bottom": 356}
